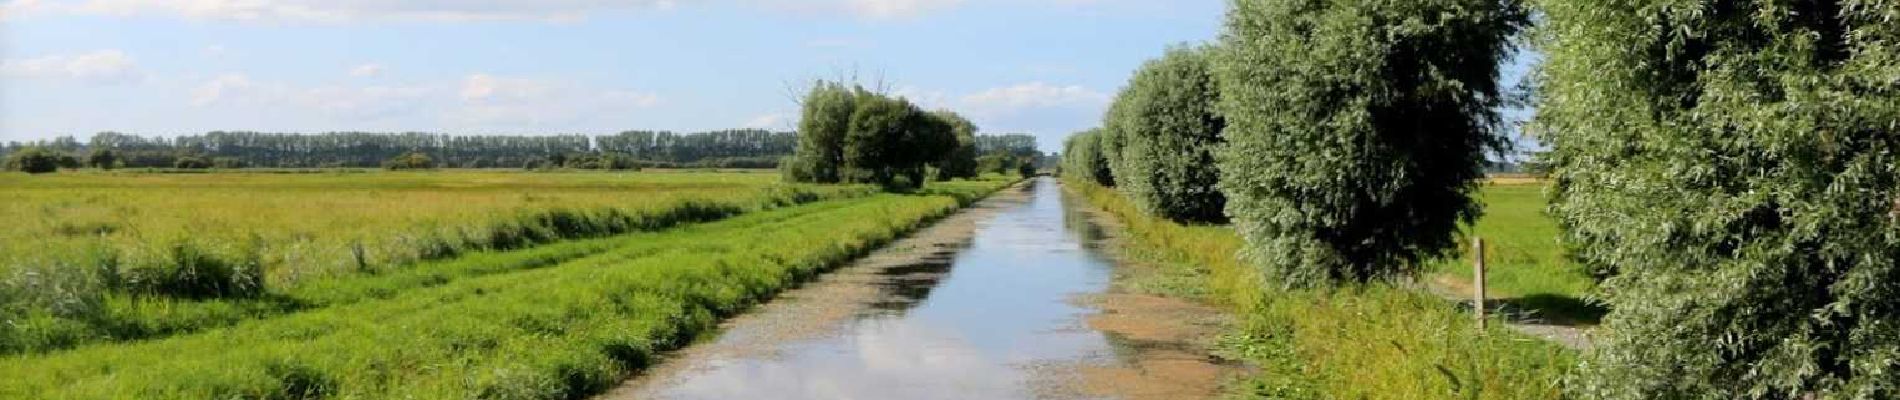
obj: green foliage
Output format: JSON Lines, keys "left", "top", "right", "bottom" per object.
{"left": 0, "top": 172, "right": 874, "bottom": 354}
{"left": 791, "top": 80, "right": 960, "bottom": 191}
{"left": 172, "top": 155, "right": 212, "bottom": 170}
{"left": 1061, "top": 129, "right": 1116, "bottom": 186}
{"left": 0, "top": 183, "right": 1011, "bottom": 399}
{"left": 1065, "top": 180, "right": 1572, "bottom": 399}
{"left": 1105, "top": 45, "right": 1227, "bottom": 223}
{"left": 4, "top": 148, "right": 62, "bottom": 174}
{"left": 1214, "top": 0, "right": 1525, "bottom": 286}
{"left": 789, "top": 82, "right": 857, "bottom": 183}
{"left": 1535, "top": 1, "right": 1900, "bottom": 397}
{"left": 932, "top": 111, "right": 980, "bottom": 181}
{"left": 382, "top": 151, "right": 436, "bottom": 170}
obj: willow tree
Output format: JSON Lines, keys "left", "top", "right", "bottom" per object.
{"left": 1214, "top": 0, "right": 1525, "bottom": 286}
{"left": 1538, "top": 1, "right": 1900, "bottom": 397}
{"left": 1107, "top": 45, "right": 1226, "bottom": 222}
{"left": 1061, "top": 129, "right": 1115, "bottom": 187}
{"left": 787, "top": 82, "right": 858, "bottom": 183}
{"left": 933, "top": 111, "right": 980, "bottom": 181}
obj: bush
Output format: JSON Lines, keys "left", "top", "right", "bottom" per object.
{"left": 86, "top": 149, "right": 118, "bottom": 170}
{"left": 792, "top": 80, "right": 959, "bottom": 191}
{"left": 1061, "top": 129, "right": 1116, "bottom": 186}
{"left": 211, "top": 157, "right": 246, "bottom": 169}
{"left": 789, "top": 82, "right": 857, "bottom": 183}
{"left": 933, "top": 111, "right": 980, "bottom": 181}
{"left": 1213, "top": 0, "right": 1525, "bottom": 286}
{"left": 383, "top": 151, "right": 435, "bottom": 170}
{"left": 1105, "top": 45, "right": 1227, "bottom": 223}
{"left": 4, "top": 148, "right": 62, "bottom": 174}
{"left": 172, "top": 155, "right": 212, "bottom": 170}
{"left": 1536, "top": 1, "right": 1900, "bottom": 397}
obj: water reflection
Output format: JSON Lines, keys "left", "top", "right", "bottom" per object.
{"left": 628, "top": 178, "right": 1122, "bottom": 400}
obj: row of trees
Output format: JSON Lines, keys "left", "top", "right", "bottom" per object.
{"left": 1069, "top": 0, "right": 1894, "bottom": 397}
{"left": 0, "top": 130, "right": 794, "bottom": 170}
{"left": 3, "top": 128, "right": 1045, "bottom": 174}
{"left": 783, "top": 81, "right": 974, "bottom": 190}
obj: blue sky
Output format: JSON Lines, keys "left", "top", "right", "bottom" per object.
{"left": 1, "top": 0, "right": 1535, "bottom": 153}
{"left": 0, "top": 0, "right": 1226, "bottom": 151}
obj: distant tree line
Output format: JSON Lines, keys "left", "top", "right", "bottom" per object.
{"left": 782, "top": 80, "right": 1041, "bottom": 190}
{"left": 2, "top": 128, "right": 1042, "bottom": 174}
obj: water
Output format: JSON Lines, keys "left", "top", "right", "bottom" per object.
{"left": 616, "top": 178, "right": 1131, "bottom": 399}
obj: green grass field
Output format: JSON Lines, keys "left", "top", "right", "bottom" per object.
{"left": 1065, "top": 180, "right": 1575, "bottom": 399}
{"left": 0, "top": 170, "right": 888, "bottom": 354}
{"left": 1428, "top": 182, "right": 1603, "bottom": 324}
{"left": 0, "top": 170, "right": 1015, "bottom": 398}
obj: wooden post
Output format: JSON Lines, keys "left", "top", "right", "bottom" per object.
{"left": 1474, "top": 237, "right": 1487, "bottom": 332}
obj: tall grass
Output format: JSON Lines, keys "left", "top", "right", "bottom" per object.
{"left": 1065, "top": 180, "right": 1573, "bottom": 399}
{"left": 0, "top": 171, "right": 877, "bottom": 354}
{"left": 0, "top": 177, "right": 1015, "bottom": 399}
{"left": 1426, "top": 182, "right": 1602, "bottom": 324}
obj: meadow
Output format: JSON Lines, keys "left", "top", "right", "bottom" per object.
{"left": 0, "top": 170, "right": 882, "bottom": 354}
{"left": 1427, "top": 182, "right": 1603, "bottom": 324}
{"left": 0, "top": 170, "right": 1014, "bottom": 398}
{"left": 1066, "top": 180, "right": 1576, "bottom": 399}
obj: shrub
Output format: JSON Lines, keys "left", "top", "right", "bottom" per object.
{"left": 4, "top": 148, "right": 62, "bottom": 174}
{"left": 1536, "top": 1, "right": 1900, "bottom": 397}
{"left": 1213, "top": 0, "right": 1525, "bottom": 286}
{"left": 172, "top": 156, "right": 212, "bottom": 170}
{"left": 383, "top": 151, "right": 435, "bottom": 170}
{"left": 86, "top": 149, "right": 118, "bottom": 170}
{"left": 933, "top": 111, "right": 980, "bottom": 181}
{"left": 789, "top": 81, "right": 857, "bottom": 183}
{"left": 1105, "top": 45, "right": 1227, "bottom": 223}
{"left": 1061, "top": 129, "right": 1116, "bottom": 186}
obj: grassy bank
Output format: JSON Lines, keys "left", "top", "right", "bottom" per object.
{"left": 0, "top": 171, "right": 881, "bottom": 354}
{"left": 0, "top": 178, "right": 1016, "bottom": 399}
{"left": 1065, "top": 180, "right": 1573, "bottom": 399}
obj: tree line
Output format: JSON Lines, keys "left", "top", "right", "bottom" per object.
{"left": 1064, "top": 0, "right": 1893, "bottom": 397}
{"left": 2, "top": 129, "right": 1042, "bottom": 173}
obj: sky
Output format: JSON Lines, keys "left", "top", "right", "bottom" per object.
{"left": 0, "top": 0, "right": 1536, "bottom": 153}
{"left": 0, "top": 0, "right": 1228, "bottom": 151}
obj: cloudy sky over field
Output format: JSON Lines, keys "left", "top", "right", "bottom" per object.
{"left": 0, "top": 0, "right": 1226, "bottom": 150}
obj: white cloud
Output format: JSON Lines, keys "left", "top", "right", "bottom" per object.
{"left": 1, "top": 49, "right": 145, "bottom": 84}
{"left": 349, "top": 63, "right": 384, "bottom": 77}
{"left": 191, "top": 73, "right": 431, "bottom": 120}
{"left": 1, "top": 0, "right": 1119, "bottom": 22}
{"left": 957, "top": 82, "right": 1108, "bottom": 113}
{"left": 21, "top": 0, "right": 681, "bottom": 22}
{"left": 839, "top": 0, "right": 963, "bottom": 19}
{"left": 190, "top": 73, "right": 258, "bottom": 106}
{"left": 759, "top": 0, "right": 965, "bottom": 20}
{"left": 742, "top": 112, "right": 795, "bottom": 130}
{"left": 453, "top": 73, "right": 662, "bottom": 128}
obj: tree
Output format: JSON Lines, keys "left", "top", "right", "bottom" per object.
{"left": 932, "top": 111, "right": 980, "bottom": 181}
{"left": 788, "top": 82, "right": 858, "bottom": 183}
{"left": 172, "top": 155, "right": 212, "bottom": 169}
{"left": 1214, "top": 0, "right": 1525, "bottom": 286}
{"left": 383, "top": 151, "right": 436, "bottom": 170}
{"left": 87, "top": 148, "right": 119, "bottom": 170}
{"left": 1105, "top": 45, "right": 1227, "bottom": 223}
{"left": 1536, "top": 1, "right": 1899, "bottom": 397}
{"left": 4, "top": 147, "right": 61, "bottom": 174}
{"left": 1061, "top": 129, "right": 1115, "bottom": 187}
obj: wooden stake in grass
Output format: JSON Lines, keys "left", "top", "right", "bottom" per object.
{"left": 1474, "top": 237, "right": 1487, "bottom": 332}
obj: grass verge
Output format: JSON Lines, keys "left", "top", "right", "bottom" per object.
{"left": 1064, "top": 179, "right": 1574, "bottom": 399}
{"left": 0, "top": 177, "right": 1016, "bottom": 399}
